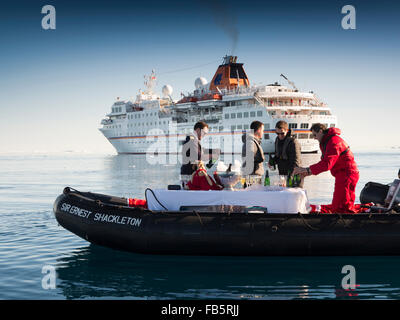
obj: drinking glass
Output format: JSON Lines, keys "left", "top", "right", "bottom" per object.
{"left": 279, "top": 175, "right": 287, "bottom": 187}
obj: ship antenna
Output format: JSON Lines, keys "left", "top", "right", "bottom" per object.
{"left": 280, "top": 74, "right": 298, "bottom": 91}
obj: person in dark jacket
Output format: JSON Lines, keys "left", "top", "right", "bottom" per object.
{"left": 181, "top": 121, "right": 209, "bottom": 176}
{"left": 180, "top": 121, "right": 220, "bottom": 188}
{"left": 269, "top": 121, "right": 302, "bottom": 186}
{"left": 293, "top": 123, "right": 359, "bottom": 213}
{"left": 242, "top": 121, "right": 265, "bottom": 177}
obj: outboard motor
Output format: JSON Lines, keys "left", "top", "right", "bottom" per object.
{"left": 360, "top": 182, "right": 389, "bottom": 205}
{"left": 360, "top": 171, "right": 400, "bottom": 213}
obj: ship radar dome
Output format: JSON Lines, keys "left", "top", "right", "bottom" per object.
{"left": 162, "top": 84, "right": 173, "bottom": 97}
{"left": 195, "top": 77, "right": 208, "bottom": 89}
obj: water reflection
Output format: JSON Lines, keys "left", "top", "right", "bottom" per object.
{"left": 56, "top": 244, "right": 400, "bottom": 300}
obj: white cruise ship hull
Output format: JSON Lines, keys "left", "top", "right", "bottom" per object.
{"left": 99, "top": 111, "right": 337, "bottom": 155}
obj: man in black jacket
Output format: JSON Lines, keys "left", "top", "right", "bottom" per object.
{"left": 180, "top": 121, "right": 219, "bottom": 188}
{"left": 181, "top": 121, "right": 209, "bottom": 175}
{"left": 269, "top": 120, "right": 302, "bottom": 186}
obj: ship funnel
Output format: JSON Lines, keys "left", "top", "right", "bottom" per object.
{"left": 209, "top": 55, "right": 249, "bottom": 91}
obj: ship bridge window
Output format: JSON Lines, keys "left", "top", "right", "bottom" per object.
{"left": 244, "top": 112, "right": 249, "bottom": 118}
{"left": 230, "top": 65, "right": 246, "bottom": 79}
{"left": 250, "top": 111, "right": 256, "bottom": 117}
{"left": 230, "top": 113, "right": 236, "bottom": 119}
{"left": 244, "top": 124, "right": 249, "bottom": 130}
{"left": 298, "top": 133, "right": 308, "bottom": 139}
{"left": 289, "top": 123, "right": 298, "bottom": 129}
{"left": 237, "top": 113, "right": 242, "bottom": 118}
{"left": 330, "top": 123, "right": 336, "bottom": 127}
{"left": 257, "top": 111, "right": 263, "bottom": 117}
{"left": 237, "top": 125, "right": 242, "bottom": 129}
{"left": 264, "top": 134, "right": 270, "bottom": 140}
{"left": 219, "top": 126, "right": 223, "bottom": 131}
{"left": 300, "top": 123, "right": 309, "bottom": 129}
{"left": 231, "top": 125, "right": 236, "bottom": 131}
{"left": 225, "top": 114, "right": 229, "bottom": 119}
{"left": 264, "top": 123, "right": 270, "bottom": 129}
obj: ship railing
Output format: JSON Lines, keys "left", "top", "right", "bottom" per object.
{"left": 269, "top": 114, "right": 334, "bottom": 120}
{"left": 203, "top": 117, "right": 220, "bottom": 123}
{"left": 101, "top": 119, "right": 113, "bottom": 125}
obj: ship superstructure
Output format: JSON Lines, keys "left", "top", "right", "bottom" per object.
{"left": 99, "top": 56, "right": 337, "bottom": 155}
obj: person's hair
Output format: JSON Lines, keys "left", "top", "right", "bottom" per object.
{"left": 250, "top": 121, "right": 264, "bottom": 132}
{"left": 191, "top": 160, "right": 204, "bottom": 171}
{"left": 310, "top": 123, "right": 327, "bottom": 133}
{"left": 275, "top": 120, "right": 288, "bottom": 130}
{"left": 194, "top": 121, "right": 209, "bottom": 131}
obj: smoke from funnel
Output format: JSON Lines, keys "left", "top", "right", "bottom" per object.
{"left": 204, "top": 0, "right": 239, "bottom": 55}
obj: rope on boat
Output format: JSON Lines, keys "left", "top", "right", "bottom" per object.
{"left": 337, "top": 213, "right": 351, "bottom": 228}
{"left": 145, "top": 188, "right": 169, "bottom": 211}
{"left": 193, "top": 211, "right": 204, "bottom": 226}
{"left": 298, "top": 213, "right": 322, "bottom": 231}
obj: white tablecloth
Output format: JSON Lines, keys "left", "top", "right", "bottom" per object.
{"left": 145, "top": 186, "right": 311, "bottom": 213}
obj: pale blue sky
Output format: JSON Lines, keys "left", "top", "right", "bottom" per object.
{"left": 0, "top": 0, "right": 399, "bottom": 154}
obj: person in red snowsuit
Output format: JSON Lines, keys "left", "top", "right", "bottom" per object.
{"left": 187, "top": 161, "right": 223, "bottom": 191}
{"left": 293, "top": 124, "right": 359, "bottom": 213}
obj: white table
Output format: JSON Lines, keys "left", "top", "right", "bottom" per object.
{"left": 145, "top": 186, "right": 311, "bottom": 213}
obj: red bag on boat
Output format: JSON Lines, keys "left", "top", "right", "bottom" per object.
{"left": 310, "top": 203, "right": 373, "bottom": 214}
{"left": 187, "top": 168, "right": 223, "bottom": 191}
{"left": 128, "top": 198, "right": 147, "bottom": 208}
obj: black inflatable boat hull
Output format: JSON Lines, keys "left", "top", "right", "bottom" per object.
{"left": 53, "top": 188, "right": 400, "bottom": 256}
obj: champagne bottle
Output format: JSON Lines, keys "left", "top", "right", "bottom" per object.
{"left": 264, "top": 170, "right": 270, "bottom": 186}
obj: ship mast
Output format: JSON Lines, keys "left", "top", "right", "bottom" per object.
{"left": 143, "top": 69, "right": 157, "bottom": 95}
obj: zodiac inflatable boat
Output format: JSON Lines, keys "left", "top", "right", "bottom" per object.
{"left": 53, "top": 177, "right": 400, "bottom": 256}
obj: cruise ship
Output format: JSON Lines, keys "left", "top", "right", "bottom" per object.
{"left": 99, "top": 56, "right": 337, "bottom": 155}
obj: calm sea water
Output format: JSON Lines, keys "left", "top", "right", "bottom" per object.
{"left": 0, "top": 151, "right": 399, "bottom": 300}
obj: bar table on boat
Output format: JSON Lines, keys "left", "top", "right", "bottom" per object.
{"left": 145, "top": 186, "right": 311, "bottom": 214}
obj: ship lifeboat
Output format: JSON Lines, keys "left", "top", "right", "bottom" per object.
{"left": 53, "top": 178, "right": 400, "bottom": 256}
{"left": 199, "top": 93, "right": 222, "bottom": 101}
{"left": 176, "top": 96, "right": 198, "bottom": 104}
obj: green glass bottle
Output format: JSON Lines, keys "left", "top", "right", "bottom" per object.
{"left": 294, "top": 174, "right": 301, "bottom": 187}
{"left": 264, "top": 170, "right": 270, "bottom": 186}
{"left": 287, "top": 171, "right": 293, "bottom": 187}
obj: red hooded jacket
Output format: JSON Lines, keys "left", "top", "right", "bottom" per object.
{"left": 310, "top": 128, "right": 358, "bottom": 176}
{"left": 187, "top": 169, "right": 223, "bottom": 191}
